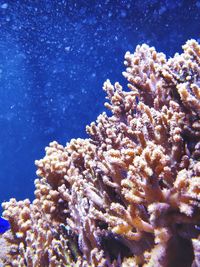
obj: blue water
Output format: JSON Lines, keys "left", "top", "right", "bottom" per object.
{"left": 0, "top": 0, "right": 199, "bottom": 209}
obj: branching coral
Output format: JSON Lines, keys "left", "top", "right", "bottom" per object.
{"left": 1, "top": 40, "right": 200, "bottom": 267}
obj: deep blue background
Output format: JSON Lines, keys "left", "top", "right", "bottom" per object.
{"left": 0, "top": 0, "right": 199, "bottom": 209}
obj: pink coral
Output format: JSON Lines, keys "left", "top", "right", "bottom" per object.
{"left": 1, "top": 40, "right": 200, "bottom": 267}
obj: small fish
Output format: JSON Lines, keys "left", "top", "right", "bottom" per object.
{"left": 0, "top": 217, "right": 10, "bottom": 234}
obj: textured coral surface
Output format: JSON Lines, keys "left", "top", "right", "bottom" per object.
{"left": 1, "top": 40, "right": 200, "bottom": 267}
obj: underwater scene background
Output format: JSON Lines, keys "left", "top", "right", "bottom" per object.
{"left": 0, "top": 0, "right": 199, "bottom": 210}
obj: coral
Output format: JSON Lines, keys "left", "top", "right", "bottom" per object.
{"left": 1, "top": 40, "right": 200, "bottom": 267}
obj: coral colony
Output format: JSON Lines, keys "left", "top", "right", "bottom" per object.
{"left": 0, "top": 40, "right": 200, "bottom": 267}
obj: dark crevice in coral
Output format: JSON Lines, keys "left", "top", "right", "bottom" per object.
{"left": 106, "top": 185, "right": 127, "bottom": 208}
{"left": 54, "top": 201, "right": 69, "bottom": 222}
{"left": 137, "top": 204, "right": 149, "bottom": 221}
{"left": 169, "top": 84, "right": 183, "bottom": 105}
{"left": 182, "top": 130, "right": 199, "bottom": 158}
{"left": 159, "top": 178, "right": 169, "bottom": 189}
{"left": 166, "top": 235, "right": 194, "bottom": 267}
{"left": 96, "top": 220, "right": 108, "bottom": 230}
{"left": 99, "top": 231, "right": 133, "bottom": 262}
{"left": 74, "top": 158, "right": 85, "bottom": 172}
{"left": 105, "top": 254, "right": 123, "bottom": 267}
{"left": 98, "top": 231, "right": 154, "bottom": 264}
{"left": 46, "top": 173, "right": 65, "bottom": 190}
{"left": 95, "top": 172, "right": 127, "bottom": 209}
{"left": 139, "top": 90, "right": 154, "bottom": 107}
{"left": 176, "top": 223, "right": 200, "bottom": 240}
